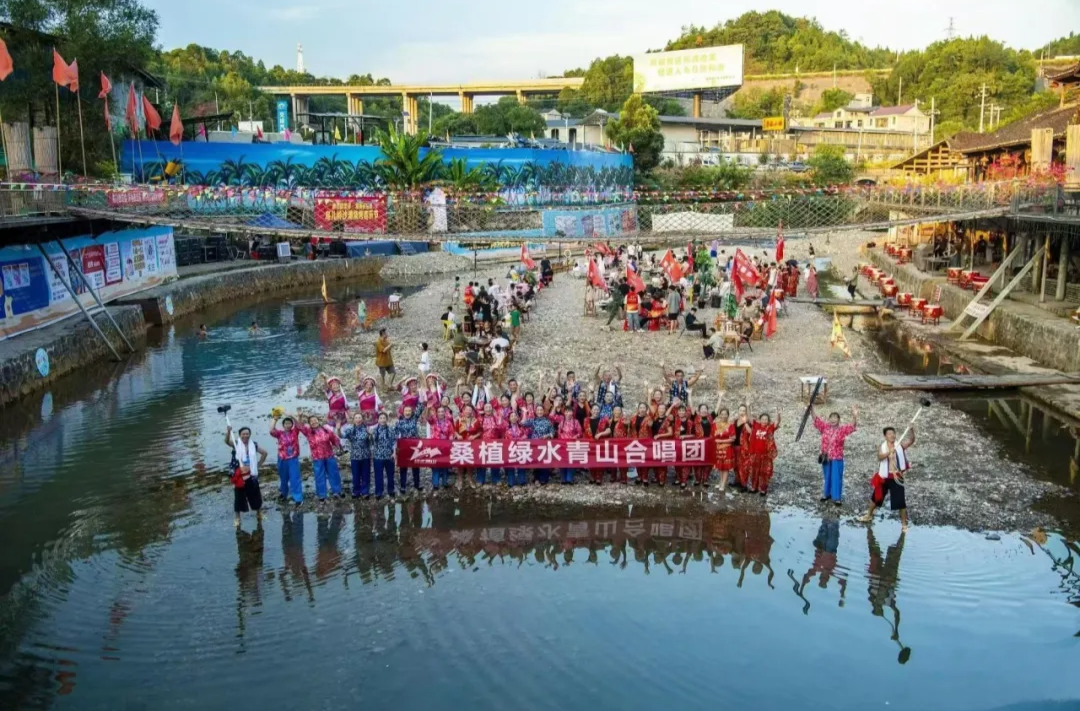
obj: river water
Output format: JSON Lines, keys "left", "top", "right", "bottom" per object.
{"left": 1, "top": 280, "right": 1078, "bottom": 711}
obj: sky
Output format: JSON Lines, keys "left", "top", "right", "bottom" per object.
{"left": 145, "top": 0, "right": 1080, "bottom": 86}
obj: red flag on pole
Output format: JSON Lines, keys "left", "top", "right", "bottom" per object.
{"left": 169, "top": 104, "right": 183, "bottom": 145}
{"left": 98, "top": 72, "right": 112, "bottom": 99}
{"left": 52, "top": 49, "right": 77, "bottom": 90}
{"left": 587, "top": 258, "right": 607, "bottom": 290}
{"left": 626, "top": 266, "right": 645, "bottom": 294}
{"left": 142, "top": 95, "right": 161, "bottom": 131}
{"left": 775, "top": 220, "right": 785, "bottom": 263}
{"left": 0, "top": 38, "right": 13, "bottom": 81}
{"left": 520, "top": 243, "right": 536, "bottom": 270}
{"left": 197, "top": 123, "right": 207, "bottom": 139}
{"left": 256, "top": 125, "right": 264, "bottom": 140}
{"left": 732, "top": 249, "right": 761, "bottom": 300}
{"left": 765, "top": 294, "right": 778, "bottom": 338}
{"left": 125, "top": 84, "right": 138, "bottom": 135}
{"left": 660, "top": 249, "right": 683, "bottom": 282}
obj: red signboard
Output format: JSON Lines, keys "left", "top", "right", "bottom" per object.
{"left": 314, "top": 193, "right": 388, "bottom": 234}
{"left": 396, "top": 438, "right": 715, "bottom": 469}
{"left": 106, "top": 190, "right": 166, "bottom": 208}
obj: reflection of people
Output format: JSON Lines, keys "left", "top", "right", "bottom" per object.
{"left": 280, "top": 510, "right": 314, "bottom": 603}
{"left": 866, "top": 526, "right": 910, "bottom": 664}
{"left": 798, "top": 518, "right": 848, "bottom": 607}
{"left": 234, "top": 523, "right": 264, "bottom": 648}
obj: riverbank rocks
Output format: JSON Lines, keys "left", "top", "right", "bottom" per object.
{"left": 378, "top": 252, "right": 472, "bottom": 279}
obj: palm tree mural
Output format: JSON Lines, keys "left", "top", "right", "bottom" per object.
{"left": 374, "top": 128, "right": 442, "bottom": 188}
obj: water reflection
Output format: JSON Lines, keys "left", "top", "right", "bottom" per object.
{"left": 866, "top": 527, "right": 909, "bottom": 664}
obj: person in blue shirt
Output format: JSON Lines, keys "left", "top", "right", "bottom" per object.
{"left": 369, "top": 412, "right": 397, "bottom": 499}
{"left": 522, "top": 404, "right": 557, "bottom": 486}
{"left": 338, "top": 413, "right": 372, "bottom": 499}
{"left": 393, "top": 404, "right": 425, "bottom": 494}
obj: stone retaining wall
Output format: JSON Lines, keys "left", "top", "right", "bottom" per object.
{"left": 0, "top": 306, "right": 147, "bottom": 407}
{"left": 118, "top": 257, "right": 388, "bottom": 326}
{"left": 867, "top": 249, "right": 1080, "bottom": 373}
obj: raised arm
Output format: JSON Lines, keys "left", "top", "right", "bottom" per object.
{"left": 687, "top": 368, "right": 702, "bottom": 387}
{"left": 224, "top": 425, "right": 235, "bottom": 448}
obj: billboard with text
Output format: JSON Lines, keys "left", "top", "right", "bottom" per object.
{"left": 633, "top": 44, "right": 743, "bottom": 94}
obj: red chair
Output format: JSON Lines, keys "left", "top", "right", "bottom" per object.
{"left": 897, "top": 292, "right": 913, "bottom": 310}
{"left": 959, "top": 271, "right": 974, "bottom": 290}
{"left": 922, "top": 304, "right": 943, "bottom": 325}
{"left": 946, "top": 267, "right": 961, "bottom": 284}
{"left": 911, "top": 298, "right": 928, "bottom": 315}
{"left": 882, "top": 284, "right": 899, "bottom": 298}
{"left": 898, "top": 248, "right": 912, "bottom": 264}
{"left": 970, "top": 274, "right": 990, "bottom": 291}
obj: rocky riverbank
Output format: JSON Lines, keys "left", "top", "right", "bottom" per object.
{"left": 290, "top": 236, "right": 1062, "bottom": 534}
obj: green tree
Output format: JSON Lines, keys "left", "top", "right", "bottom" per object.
{"left": 556, "top": 87, "right": 593, "bottom": 118}
{"left": 727, "top": 87, "right": 787, "bottom": 119}
{"left": 374, "top": 127, "right": 442, "bottom": 188}
{"left": 0, "top": 0, "right": 158, "bottom": 175}
{"left": 667, "top": 11, "right": 893, "bottom": 74}
{"left": 1039, "top": 32, "right": 1080, "bottom": 57}
{"left": 579, "top": 55, "right": 634, "bottom": 111}
{"left": 807, "top": 144, "right": 854, "bottom": 186}
{"left": 432, "top": 112, "right": 479, "bottom": 137}
{"left": 473, "top": 97, "right": 545, "bottom": 136}
{"left": 810, "top": 88, "right": 854, "bottom": 116}
{"left": 605, "top": 94, "right": 664, "bottom": 176}
{"left": 870, "top": 37, "right": 1037, "bottom": 130}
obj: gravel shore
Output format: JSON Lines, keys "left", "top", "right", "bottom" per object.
{"left": 292, "top": 238, "right": 1061, "bottom": 534}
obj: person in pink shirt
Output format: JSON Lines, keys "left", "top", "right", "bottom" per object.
{"left": 503, "top": 411, "right": 530, "bottom": 488}
{"left": 354, "top": 374, "right": 382, "bottom": 425}
{"left": 557, "top": 412, "right": 582, "bottom": 485}
{"left": 812, "top": 405, "right": 858, "bottom": 505}
{"left": 299, "top": 415, "right": 343, "bottom": 500}
{"left": 477, "top": 402, "right": 504, "bottom": 486}
{"left": 270, "top": 415, "right": 303, "bottom": 504}
{"left": 322, "top": 376, "right": 349, "bottom": 426}
{"left": 427, "top": 405, "right": 456, "bottom": 491}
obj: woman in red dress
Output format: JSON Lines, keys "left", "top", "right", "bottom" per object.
{"left": 652, "top": 404, "right": 675, "bottom": 486}
{"left": 455, "top": 404, "right": 483, "bottom": 485}
{"left": 630, "top": 403, "right": 653, "bottom": 485}
{"left": 586, "top": 407, "right": 613, "bottom": 485}
{"left": 784, "top": 265, "right": 799, "bottom": 298}
{"left": 673, "top": 404, "right": 702, "bottom": 488}
{"left": 355, "top": 375, "right": 382, "bottom": 425}
{"left": 610, "top": 406, "right": 630, "bottom": 484}
{"left": 747, "top": 411, "right": 781, "bottom": 495}
{"left": 323, "top": 375, "right": 350, "bottom": 426}
{"left": 712, "top": 407, "right": 736, "bottom": 492}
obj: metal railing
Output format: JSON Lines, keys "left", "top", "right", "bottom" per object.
{"left": 0, "top": 179, "right": 1061, "bottom": 242}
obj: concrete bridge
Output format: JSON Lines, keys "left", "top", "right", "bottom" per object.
{"left": 259, "top": 78, "right": 585, "bottom": 135}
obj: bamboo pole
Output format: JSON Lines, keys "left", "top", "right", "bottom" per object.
{"left": 54, "top": 82, "right": 62, "bottom": 179}
{"left": 0, "top": 105, "right": 10, "bottom": 180}
{"left": 76, "top": 90, "right": 87, "bottom": 177}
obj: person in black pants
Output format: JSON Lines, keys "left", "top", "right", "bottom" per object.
{"left": 683, "top": 308, "right": 707, "bottom": 339}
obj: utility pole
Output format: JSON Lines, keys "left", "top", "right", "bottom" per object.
{"left": 928, "top": 96, "right": 940, "bottom": 142}
{"left": 913, "top": 98, "right": 921, "bottom": 153}
{"left": 898, "top": 76, "right": 903, "bottom": 105}
{"left": 429, "top": 92, "right": 433, "bottom": 133}
{"left": 945, "top": 17, "right": 956, "bottom": 39}
{"left": 978, "top": 83, "right": 988, "bottom": 133}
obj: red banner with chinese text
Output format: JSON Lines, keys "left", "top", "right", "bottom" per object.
{"left": 313, "top": 192, "right": 388, "bottom": 234}
{"left": 106, "top": 189, "right": 166, "bottom": 208}
{"left": 396, "top": 438, "right": 715, "bottom": 469}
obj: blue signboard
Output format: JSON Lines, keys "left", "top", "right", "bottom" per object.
{"left": 276, "top": 99, "right": 289, "bottom": 132}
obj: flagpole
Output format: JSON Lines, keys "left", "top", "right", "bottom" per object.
{"left": 76, "top": 90, "right": 88, "bottom": 177}
{"left": 107, "top": 115, "right": 119, "bottom": 182}
{"left": 0, "top": 106, "right": 10, "bottom": 181}
{"left": 54, "top": 82, "right": 62, "bottom": 179}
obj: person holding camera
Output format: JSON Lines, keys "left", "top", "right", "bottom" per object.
{"left": 811, "top": 405, "right": 858, "bottom": 505}
{"left": 225, "top": 425, "right": 268, "bottom": 528}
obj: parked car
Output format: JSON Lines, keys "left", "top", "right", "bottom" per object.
{"left": 788, "top": 161, "right": 808, "bottom": 173}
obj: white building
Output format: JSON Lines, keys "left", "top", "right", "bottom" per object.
{"left": 793, "top": 93, "right": 931, "bottom": 135}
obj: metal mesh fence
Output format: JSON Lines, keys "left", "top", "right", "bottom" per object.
{"left": 0, "top": 179, "right": 1061, "bottom": 243}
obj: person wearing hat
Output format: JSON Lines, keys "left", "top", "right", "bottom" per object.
{"left": 270, "top": 414, "right": 303, "bottom": 504}
{"left": 321, "top": 374, "right": 350, "bottom": 426}
{"left": 354, "top": 370, "right": 383, "bottom": 426}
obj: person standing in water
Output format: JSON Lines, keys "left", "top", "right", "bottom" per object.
{"left": 248, "top": 321, "right": 260, "bottom": 336}
{"left": 226, "top": 425, "right": 268, "bottom": 527}
{"left": 298, "top": 415, "right": 343, "bottom": 501}
{"left": 356, "top": 299, "right": 369, "bottom": 331}
{"left": 270, "top": 415, "right": 303, "bottom": 504}
{"left": 862, "top": 426, "right": 916, "bottom": 531}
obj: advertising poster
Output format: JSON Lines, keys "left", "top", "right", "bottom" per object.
{"left": 0, "top": 227, "right": 178, "bottom": 341}
{"left": 80, "top": 244, "right": 107, "bottom": 291}
{"left": 104, "top": 242, "right": 123, "bottom": 285}
{"left": 47, "top": 255, "right": 70, "bottom": 304}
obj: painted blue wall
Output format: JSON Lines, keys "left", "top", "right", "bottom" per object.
{"left": 121, "top": 140, "right": 633, "bottom": 194}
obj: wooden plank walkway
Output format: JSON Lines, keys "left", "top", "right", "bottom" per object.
{"left": 789, "top": 298, "right": 885, "bottom": 306}
{"left": 864, "top": 373, "right": 1080, "bottom": 391}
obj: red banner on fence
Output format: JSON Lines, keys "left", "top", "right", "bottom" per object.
{"left": 313, "top": 192, "right": 388, "bottom": 234}
{"left": 106, "top": 189, "right": 166, "bottom": 208}
{"left": 395, "top": 438, "right": 715, "bottom": 469}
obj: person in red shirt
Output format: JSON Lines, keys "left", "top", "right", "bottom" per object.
{"left": 630, "top": 403, "right": 654, "bottom": 485}
{"left": 671, "top": 404, "right": 702, "bottom": 488}
{"left": 298, "top": 415, "right": 343, "bottom": 500}
{"left": 694, "top": 404, "right": 715, "bottom": 487}
{"left": 557, "top": 411, "right": 583, "bottom": 485}
{"left": 747, "top": 411, "right": 781, "bottom": 495}
{"left": 455, "top": 404, "right": 482, "bottom": 486}
{"left": 587, "top": 406, "right": 615, "bottom": 485}
{"left": 712, "top": 407, "right": 737, "bottom": 492}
